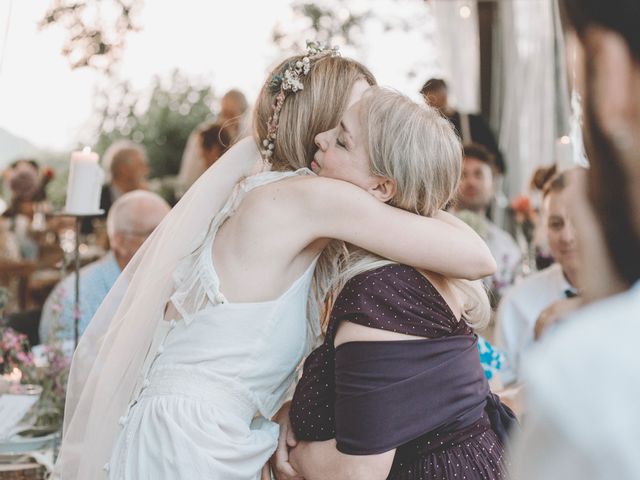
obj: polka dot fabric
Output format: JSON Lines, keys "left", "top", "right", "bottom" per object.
{"left": 290, "top": 264, "right": 505, "bottom": 479}
{"left": 330, "top": 264, "right": 471, "bottom": 338}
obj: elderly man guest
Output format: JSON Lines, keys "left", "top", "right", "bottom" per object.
{"left": 39, "top": 191, "right": 170, "bottom": 344}
{"left": 100, "top": 140, "right": 150, "bottom": 215}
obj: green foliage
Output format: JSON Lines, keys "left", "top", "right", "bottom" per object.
{"left": 39, "top": 0, "right": 143, "bottom": 75}
{"left": 273, "top": 0, "right": 429, "bottom": 53}
{"left": 93, "top": 70, "right": 215, "bottom": 178}
{"left": 21, "top": 343, "right": 70, "bottom": 431}
{"left": 273, "top": 0, "right": 371, "bottom": 52}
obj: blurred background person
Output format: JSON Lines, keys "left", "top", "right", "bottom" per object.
{"left": 200, "top": 123, "right": 232, "bottom": 169}
{"left": 513, "top": 0, "right": 640, "bottom": 478}
{"left": 2, "top": 159, "right": 53, "bottom": 260}
{"left": 178, "top": 89, "right": 248, "bottom": 195}
{"left": 495, "top": 170, "right": 582, "bottom": 385}
{"left": 177, "top": 122, "right": 233, "bottom": 192}
{"left": 39, "top": 190, "right": 169, "bottom": 345}
{"left": 454, "top": 143, "right": 521, "bottom": 300}
{"left": 421, "top": 78, "right": 505, "bottom": 175}
{"left": 219, "top": 88, "right": 249, "bottom": 141}
{"left": 100, "top": 140, "right": 150, "bottom": 215}
{"left": 528, "top": 164, "right": 558, "bottom": 270}
{"left": 4, "top": 160, "right": 44, "bottom": 217}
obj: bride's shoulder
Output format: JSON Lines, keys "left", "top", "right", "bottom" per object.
{"left": 240, "top": 175, "right": 368, "bottom": 219}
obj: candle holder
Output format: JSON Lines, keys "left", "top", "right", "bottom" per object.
{"left": 54, "top": 210, "right": 104, "bottom": 350}
{"left": 61, "top": 146, "right": 104, "bottom": 349}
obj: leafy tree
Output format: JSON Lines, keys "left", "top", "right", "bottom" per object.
{"left": 39, "top": 0, "right": 143, "bottom": 75}
{"left": 272, "top": 0, "right": 434, "bottom": 81}
{"left": 92, "top": 70, "right": 214, "bottom": 179}
{"left": 273, "top": 1, "right": 372, "bottom": 52}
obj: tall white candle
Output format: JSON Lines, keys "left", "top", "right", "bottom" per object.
{"left": 555, "top": 136, "right": 574, "bottom": 171}
{"left": 65, "top": 147, "right": 104, "bottom": 214}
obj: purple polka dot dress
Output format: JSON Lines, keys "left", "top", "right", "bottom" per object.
{"left": 290, "top": 264, "right": 507, "bottom": 479}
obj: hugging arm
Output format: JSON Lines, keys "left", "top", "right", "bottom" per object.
{"left": 289, "top": 440, "right": 394, "bottom": 480}
{"left": 299, "top": 177, "right": 496, "bottom": 280}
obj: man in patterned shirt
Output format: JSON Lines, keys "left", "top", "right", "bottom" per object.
{"left": 39, "top": 191, "right": 169, "bottom": 345}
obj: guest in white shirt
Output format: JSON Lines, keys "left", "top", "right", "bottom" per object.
{"left": 455, "top": 143, "right": 521, "bottom": 295}
{"left": 495, "top": 170, "right": 581, "bottom": 384}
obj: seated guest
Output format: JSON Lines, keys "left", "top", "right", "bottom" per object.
{"left": 3, "top": 160, "right": 46, "bottom": 259}
{"left": 39, "top": 191, "right": 169, "bottom": 344}
{"left": 495, "top": 170, "right": 582, "bottom": 384}
{"left": 454, "top": 143, "right": 521, "bottom": 297}
{"left": 4, "top": 159, "right": 45, "bottom": 217}
{"left": 100, "top": 140, "right": 150, "bottom": 215}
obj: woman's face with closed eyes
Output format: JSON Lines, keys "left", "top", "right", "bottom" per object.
{"left": 310, "top": 79, "right": 380, "bottom": 191}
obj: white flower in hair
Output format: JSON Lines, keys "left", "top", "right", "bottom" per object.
{"left": 261, "top": 40, "right": 341, "bottom": 162}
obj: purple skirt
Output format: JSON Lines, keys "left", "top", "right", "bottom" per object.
{"left": 388, "top": 415, "right": 505, "bottom": 480}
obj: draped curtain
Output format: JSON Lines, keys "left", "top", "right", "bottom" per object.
{"left": 492, "top": 0, "right": 570, "bottom": 197}
{"left": 428, "top": 0, "right": 571, "bottom": 199}
{"left": 431, "top": 0, "right": 480, "bottom": 113}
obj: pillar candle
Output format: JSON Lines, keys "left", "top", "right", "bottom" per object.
{"left": 65, "top": 147, "right": 104, "bottom": 214}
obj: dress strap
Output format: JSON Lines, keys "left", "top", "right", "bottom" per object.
{"left": 170, "top": 168, "right": 315, "bottom": 323}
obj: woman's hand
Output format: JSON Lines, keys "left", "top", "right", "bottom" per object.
{"left": 534, "top": 297, "right": 583, "bottom": 339}
{"left": 270, "top": 402, "right": 304, "bottom": 480}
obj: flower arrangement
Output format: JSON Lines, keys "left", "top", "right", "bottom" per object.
{"left": 0, "top": 287, "right": 70, "bottom": 432}
{"left": 0, "top": 328, "right": 35, "bottom": 376}
{"left": 511, "top": 194, "right": 538, "bottom": 276}
{"left": 510, "top": 194, "right": 536, "bottom": 244}
{"left": 22, "top": 344, "right": 70, "bottom": 431}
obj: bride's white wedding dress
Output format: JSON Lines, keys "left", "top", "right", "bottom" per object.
{"left": 106, "top": 169, "right": 318, "bottom": 479}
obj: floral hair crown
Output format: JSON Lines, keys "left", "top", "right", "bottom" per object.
{"left": 261, "top": 40, "right": 340, "bottom": 162}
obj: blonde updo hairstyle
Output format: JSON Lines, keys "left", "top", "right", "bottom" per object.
{"left": 333, "top": 87, "right": 490, "bottom": 330}
{"left": 254, "top": 55, "right": 376, "bottom": 171}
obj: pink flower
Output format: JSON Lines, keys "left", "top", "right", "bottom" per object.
{"left": 510, "top": 194, "right": 532, "bottom": 214}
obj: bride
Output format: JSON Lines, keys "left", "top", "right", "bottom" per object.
{"left": 54, "top": 43, "right": 495, "bottom": 479}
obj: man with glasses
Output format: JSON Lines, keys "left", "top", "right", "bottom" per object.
{"left": 39, "top": 190, "right": 170, "bottom": 344}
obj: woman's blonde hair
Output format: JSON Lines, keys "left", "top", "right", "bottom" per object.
{"left": 253, "top": 53, "right": 377, "bottom": 347}
{"left": 331, "top": 87, "right": 490, "bottom": 330}
{"left": 253, "top": 55, "right": 376, "bottom": 172}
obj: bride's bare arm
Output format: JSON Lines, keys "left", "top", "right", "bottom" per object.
{"left": 297, "top": 177, "right": 496, "bottom": 280}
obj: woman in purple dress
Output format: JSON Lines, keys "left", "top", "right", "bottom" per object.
{"left": 272, "top": 88, "right": 515, "bottom": 480}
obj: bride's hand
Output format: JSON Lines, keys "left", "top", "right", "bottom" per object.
{"left": 270, "top": 402, "right": 304, "bottom": 480}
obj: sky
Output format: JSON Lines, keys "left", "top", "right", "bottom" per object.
{"left": 0, "top": 0, "right": 439, "bottom": 152}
